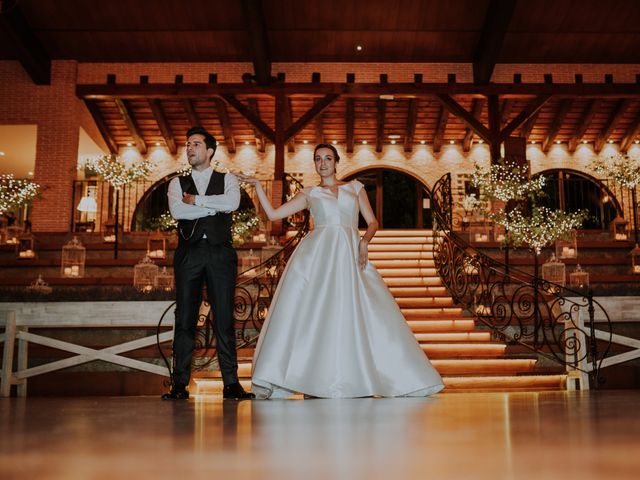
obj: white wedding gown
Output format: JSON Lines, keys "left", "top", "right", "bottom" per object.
{"left": 251, "top": 180, "right": 444, "bottom": 398}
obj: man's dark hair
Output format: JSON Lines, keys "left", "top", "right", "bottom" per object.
{"left": 186, "top": 126, "right": 217, "bottom": 159}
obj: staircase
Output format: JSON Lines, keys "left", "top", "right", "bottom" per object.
{"left": 194, "top": 229, "right": 567, "bottom": 395}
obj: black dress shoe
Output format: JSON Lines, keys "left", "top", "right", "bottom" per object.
{"left": 223, "top": 383, "right": 255, "bottom": 399}
{"left": 161, "top": 386, "right": 189, "bottom": 400}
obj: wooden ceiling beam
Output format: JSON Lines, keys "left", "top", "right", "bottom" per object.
{"left": 285, "top": 94, "right": 339, "bottom": 143}
{"left": 283, "top": 97, "right": 295, "bottom": 153}
{"left": 435, "top": 94, "right": 491, "bottom": 143}
{"left": 0, "top": 3, "right": 50, "bottom": 84}
{"left": 84, "top": 100, "right": 118, "bottom": 154}
{"left": 77, "top": 82, "right": 640, "bottom": 99}
{"left": 182, "top": 99, "right": 200, "bottom": 127}
{"left": 114, "top": 98, "right": 147, "bottom": 154}
{"left": 500, "top": 98, "right": 514, "bottom": 127}
{"left": 542, "top": 99, "right": 574, "bottom": 152}
{"left": 248, "top": 98, "right": 266, "bottom": 152}
{"left": 463, "top": 98, "right": 486, "bottom": 152}
{"left": 220, "top": 94, "right": 275, "bottom": 143}
{"left": 214, "top": 97, "right": 236, "bottom": 153}
{"left": 433, "top": 105, "right": 450, "bottom": 153}
{"left": 376, "top": 99, "right": 387, "bottom": 153}
{"left": 620, "top": 108, "right": 640, "bottom": 153}
{"left": 315, "top": 114, "right": 324, "bottom": 145}
{"left": 519, "top": 111, "right": 539, "bottom": 142}
{"left": 404, "top": 98, "right": 418, "bottom": 152}
{"left": 473, "top": 0, "right": 517, "bottom": 84}
{"left": 346, "top": 98, "right": 355, "bottom": 153}
{"left": 568, "top": 99, "right": 601, "bottom": 152}
{"left": 241, "top": 0, "right": 272, "bottom": 85}
{"left": 595, "top": 99, "right": 632, "bottom": 152}
{"left": 499, "top": 95, "right": 551, "bottom": 143}
{"left": 148, "top": 99, "right": 177, "bottom": 154}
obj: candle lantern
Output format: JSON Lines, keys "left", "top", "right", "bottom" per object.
{"left": 61, "top": 236, "right": 86, "bottom": 278}
{"left": 5, "top": 226, "right": 21, "bottom": 245}
{"left": 631, "top": 244, "right": 640, "bottom": 275}
{"left": 103, "top": 222, "right": 116, "bottom": 243}
{"left": 16, "top": 233, "right": 36, "bottom": 259}
{"left": 146, "top": 231, "right": 167, "bottom": 259}
{"left": 555, "top": 229, "right": 578, "bottom": 259}
{"left": 610, "top": 215, "right": 629, "bottom": 241}
{"left": 569, "top": 264, "right": 590, "bottom": 288}
{"left": 542, "top": 254, "right": 566, "bottom": 287}
{"left": 133, "top": 254, "right": 159, "bottom": 293}
{"left": 155, "top": 266, "right": 174, "bottom": 292}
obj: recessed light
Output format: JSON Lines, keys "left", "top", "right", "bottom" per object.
{"left": 477, "top": 139, "right": 484, "bottom": 144}
{"left": 127, "top": 142, "right": 132, "bottom": 147}
{"left": 449, "top": 140, "right": 455, "bottom": 145}
{"left": 635, "top": 140, "right": 640, "bottom": 144}
{"left": 608, "top": 140, "right": 614, "bottom": 144}
{"left": 27, "top": 171, "right": 33, "bottom": 176}
{"left": 0, "top": 151, "right": 5, "bottom": 156}
{"left": 388, "top": 134, "right": 401, "bottom": 140}
{"left": 556, "top": 140, "right": 561, "bottom": 144}
{"left": 356, "top": 45, "right": 363, "bottom": 51}
{"left": 582, "top": 140, "right": 588, "bottom": 144}
{"left": 332, "top": 140, "right": 338, "bottom": 145}
{"left": 420, "top": 140, "right": 426, "bottom": 145}
{"left": 244, "top": 141, "right": 250, "bottom": 145}
{"left": 390, "top": 140, "right": 396, "bottom": 145}
{"left": 362, "top": 140, "right": 367, "bottom": 145}
{"left": 155, "top": 142, "right": 161, "bottom": 146}
{"left": 303, "top": 140, "right": 308, "bottom": 144}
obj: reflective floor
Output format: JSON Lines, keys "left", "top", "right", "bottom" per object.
{"left": 1, "top": 391, "right": 639, "bottom": 480}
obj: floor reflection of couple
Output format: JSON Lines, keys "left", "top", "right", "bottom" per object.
{"left": 163, "top": 126, "right": 443, "bottom": 400}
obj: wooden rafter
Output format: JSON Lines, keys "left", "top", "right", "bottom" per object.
{"left": 595, "top": 99, "right": 632, "bottom": 152}
{"left": 433, "top": 105, "right": 450, "bottom": 153}
{"left": 500, "top": 99, "right": 514, "bottom": 127}
{"left": 221, "top": 95, "right": 275, "bottom": 143}
{"left": 435, "top": 94, "right": 491, "bottom": 143}
{"left": 542, "top": 99, "right": 574, "bottom": 152}
{"left": 376, "top": 99, "right": 387, "bottom": 152}
{"left": 148, "top": 99, "right": 177, "bottom": 154}
{"left": 404, "top": 98, "right": 418, "bottom": 152}
{"left": 248, "top": 98, "right": 265, "bottom": 152}
{"left": 114, "top": 98, "right": 147, "bottom": 154}
{"left": 84, "top": 100, "right": 118, "bottom": 154}
{"left": 285, "top": 94, "right": 339, "bottom": 143}
{"left": 568, "top": 99, "right": 601, "bottom": 152}
{"left": 519, "top": 111, "right": 539, "bottom": 141}
{"left": 182, "top": 99, "right": 199, "bottom": 127}
{"left": 214, "top": 98, "right": 236, "bottom": 153}
{"left": 472, "top": 0, "right": 517, "bottom": 84}
{"left": 346, "top": 98, "right": 355, "bottom": 153}
{"left": 315, "top": 112, "right": 324, "bottom": 145}
{"left": 621, "top": 107, "right": 640, "bottom": 152}
{"left": 283, "top": 98, "right": 295, "bottom": 153}
{"left": 463, "top": 98, "right": 486, "bottom": 152}
{"left": 499, "top": 95, "right": 551, "bottom": 142}
{"left": 0, "top": 3, "right": 50, "bottom": 84}
{"left": 241, "top": 0, "right": 271, "bottom": 85}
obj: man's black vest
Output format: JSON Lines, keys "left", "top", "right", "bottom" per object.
{"left": 177, "top": 171, "right": 233, "bottom": 246}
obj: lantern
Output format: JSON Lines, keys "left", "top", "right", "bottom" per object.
{"left": 16, "top": 233, "right": 36, "bottom": 259}
{"left": 631, "top": 244, "right": 640, "bottom": 275}
{"left": 556, "top": 229, "right": 578, "bottom": 259}
{"left": 155, "top": 267, "right": 174, "bottom": 292}
{"left": 60, "top": 236, "right": 86, "bottom": 278}
{"left": 147, "top": 231, "right": 167, "bottom": 259}
{"left": 610, "top": 215, "right": 629, "bottom": 241}
{"left": 133, "top": 254, "right": 159, "bottom": 293}
{"left": 469, "top": 224, "right": 490, "bottom": 243}
{"left": 103, "top": 222, "right": 116, "bottom": 243}
{"left": 5, "top": 226, "right": 21, "bottom": 245}
{"left": 569, "top": 264, "right": 590, "bottom": 288}
{"left": 542, "top": 254, "right": 566, "bottom": 287}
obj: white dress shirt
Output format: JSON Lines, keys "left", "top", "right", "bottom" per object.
{"left": 167, "top": 167, "right": 240, "bottom": 220}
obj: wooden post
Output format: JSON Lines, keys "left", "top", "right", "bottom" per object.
{"left": 271, "top": 93, "right": 287, "bottom": 235}
{"left": 488, "top": 95, "right": 501, "bottom": 163}
{"left": 1, "top": 311, "right": 17, "bottom": 397}
{"left": 17, "top": 326, "right": 28, "bottom": 397}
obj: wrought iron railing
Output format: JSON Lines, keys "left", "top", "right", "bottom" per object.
{"left": 157, "top": 173, "right": 310, "bottom": 378}
{"left": 431, "top": 173, "right": 613, "bottom": 388}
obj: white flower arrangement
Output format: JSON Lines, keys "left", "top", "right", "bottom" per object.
{"left": 0, "top": 174, "right": 40, "bottom": 215}
{"left": 591, "top": 153, "right": 640, "bottom": 189}
{"left": 84, "top": 154, "right": 153, "bottom": 189}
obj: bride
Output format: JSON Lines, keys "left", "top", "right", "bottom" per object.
{"left": 237, "top": 143, "right": 444, "bottom": 399}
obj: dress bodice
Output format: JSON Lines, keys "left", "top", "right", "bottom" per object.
{"left": 304, "top": 180, "right": 363, "bottom": 229}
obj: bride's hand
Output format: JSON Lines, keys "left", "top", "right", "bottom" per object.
{"left": 358, "top": 238, "right": 369, "bottom": 270}
{"left": 235, "top": 173, "right": 260, "bottom": 186}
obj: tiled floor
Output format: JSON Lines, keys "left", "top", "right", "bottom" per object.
{"left": 1, "top": 390, "right": 639, "bottom": 479}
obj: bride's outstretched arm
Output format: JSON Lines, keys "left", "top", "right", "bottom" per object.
{"left": 236, "top": 174, "right": 307, "bottom": 221}
{"left": 357, "top": 189, "right": 379, "bottom": 269}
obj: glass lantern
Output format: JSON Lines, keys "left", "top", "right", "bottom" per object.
{"left": 542, "top": 254, "right": 565, "bottom": 287}
{"left": 133, "top": 255, "right": 159, "bottom": 293}
{"left": 103, "top": 222, "right": 116, "bottom": 243}
{"left": 631, "top": 244, "right": 640, "bottom": 275}
{"left": 469, "top": 224, "right": 490, "bottom": 243}
{"left": 5, "top": 226, "right": 21, "bottom": 245}
{"left": 569, "top": 264, "right": 589, "bottom": 288}
{"left": 610, "top": 215, "right": 629, "bottom": 241}
{"left": 16, "top": 233, "right": 36, "bottom": 259}
{"left": 147, "top": 232, "right": 167, "bottom": 259}
{"left": 556, "top": 229, "right": 578, "bottom": 259}
{"left": 155, "top": 267, "right": 174, "bottom": 292}
{"left": 61, "top": 236, "right": 86, "bottom": 278}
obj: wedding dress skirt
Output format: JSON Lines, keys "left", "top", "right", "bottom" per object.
{"left": 251, "top": 180, "right": 444, "bottom": 399}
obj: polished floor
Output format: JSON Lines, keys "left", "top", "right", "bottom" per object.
{"left": 1, "top": 391, "right": 639, "bottom": 480}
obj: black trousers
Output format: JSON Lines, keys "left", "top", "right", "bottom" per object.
{"left": 172, "top": 238, "right": 238, "bottom": 387}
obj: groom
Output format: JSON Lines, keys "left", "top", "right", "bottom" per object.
{"left": 162, "top": 126, "right": 254, "bottom": 400}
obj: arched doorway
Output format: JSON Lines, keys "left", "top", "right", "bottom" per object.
{"left": 343, "top": 168, "right": 432, "bottom": 229}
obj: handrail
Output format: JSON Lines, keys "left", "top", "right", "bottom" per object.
{"left": 431, "top": 173, "right": 613, "bottom": 388}
{"left": 157, "top": 173, "right": 311, "bottom": 378}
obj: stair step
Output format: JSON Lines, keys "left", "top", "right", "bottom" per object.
{"left": 371, "top": 259, "right": 435, "bottom": 268}
{"left": 420, "top": 343, "right": 506, "bottom": 358}
{"left": 378, "top": 267, "right": 438, "bottom": 277}
{"left": 414, "top": 332, "right": 492, "bottom": 342}
{"left": 367, "top": 229, "right": 434, "bottom": 237}
{"left": 389, "top": 286, "right": 449, "bottom": 297}
{"left": 384, "top": 277, "right": 443, "bottom": 287}
{"left": 369, "top": 244, "right": 433, "bottom": 252}
{"left": 396, "top": 297, "right": 454, "bottom": 308}
{"left": 443, "top": 375, "right": 566, "bottom": 391}
{"left": 402, "top": 308, "right": 464, "bottom": 319}
{"left": 407, "top": 319, "right": 476, "bottom": 332}
{"left": 430, "top": 359, "right": 537, "bottom": 375}
{"left": 370, "top": 237, "right": 434, "bottom": 245}
{"left": 369, "top": 251, "right": 435, "bottom": 260}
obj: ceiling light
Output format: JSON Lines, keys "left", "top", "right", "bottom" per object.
{"left": 155, "top": 142, "right": 161, "bottom": 146}
{"left": 356, "top": 45, "right": 363, "bottom": 51}
{"left": 556, "top": 140, "right": 561, "bottom": 144}
{"left": 608, "top": 140, "right": 614, "bottom": 144}
{"left": 582, "top": 140, "right": 588, "bottom": 144}
{"left": 420, "top": 140, "right": 426, "bottom": 145}
{"left": 477, "top": 139, "right": 484, "bottom": 144}
{"left": 388, "top": 134, "right": 401, "bottom": 140}
{"left": 0, "top": 151, "right": 4, "bottom": 156}
{"left": 127, "top": 142, "right": 132, "bottom": 147}
{"left": 303, "top": 140, "right": 308, "bottom": 144}
{"left": 449, "top": 140, "right": 455, "bottom": 145}
{"left": 635, "top": 140, "right": 640, "bottom": 144}
{"left": 27, "top": 171, "right": 33, "bottom": 176}
{"left": 244, "top": 141, "right": 250, "bottom": 145}
{"left": 390, "top": 140, "right": 396, "bottom": 145}
{"left": 379, "top": 94, "right": 394, "bottom": 100}
{"left": 332, "top": 140, "right": 338, "bottom": 145}
{"left": 362, "top": 140, "right": 367, "bottom": 145}
{"left": 530, "top": 140, "right": 536, "bottom": 144}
